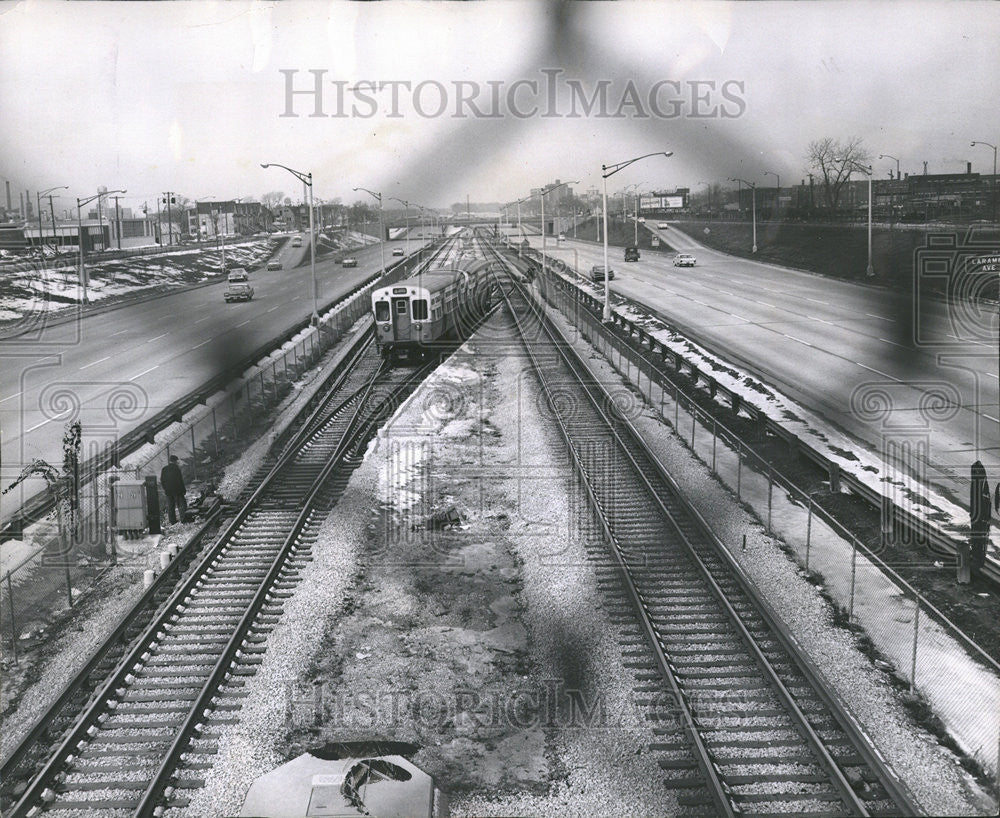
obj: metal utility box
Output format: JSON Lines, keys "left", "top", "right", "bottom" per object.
{"left": 113, "top": 479, "right": 147, "bottom": 531}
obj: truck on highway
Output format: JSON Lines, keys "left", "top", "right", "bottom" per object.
{"left": 224, "top": 281, "right": 254, "bottom": 302}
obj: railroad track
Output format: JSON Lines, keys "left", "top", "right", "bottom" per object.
{"left": 486, "top": 240, "right": 924, "bottom": 817}
{"left": 1, "top": 340, "right": 433, "bottom": 818}
{"left": 2, "top": 230, "right": 499, "bottom": 818}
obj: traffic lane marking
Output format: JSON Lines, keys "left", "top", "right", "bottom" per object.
{"left": 129, "top": 365, "right": 160, "bottom": 381}
{"left": 79, "top": 355, "right": 111, "bottom": 370}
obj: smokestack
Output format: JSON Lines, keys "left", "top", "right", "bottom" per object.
{"left": 967, "top": 161, "right": 972, "bottom": 175}
{"left": 25, "top": 189, "right": 32, "bottom": 218}
{"left": 923, "top": 161, "right": 928, "bottom": 175}
{"left": 4, "top": 180, "right": 10, "bottom": 212}
{"left": 19, "top": 191, "right": 24, "bottom": 219}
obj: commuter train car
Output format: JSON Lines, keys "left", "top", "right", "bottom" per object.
{"left": 371, "top": 259, "right": 493, "bottom": 361}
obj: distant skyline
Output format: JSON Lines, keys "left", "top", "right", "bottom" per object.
{"left": 2, "top": 1, "right": 998, "bottom": 213}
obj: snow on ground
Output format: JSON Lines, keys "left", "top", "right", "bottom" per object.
{"left": 0, "top": 238, "right": 277, "bottom": 325}
{"left": 186, "top": 325, "right": 676, "bottom": 817}
{"left": 545, "top": 257, "right": 999, "bottom": 558}
{"left": 536, "top": 281, "right": 993, "bottom": 815}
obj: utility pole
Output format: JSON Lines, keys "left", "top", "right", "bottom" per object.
{"left": 47, "top": 195, "right": 58, "bottom": 251}
{"left": 114, "top": 195, "right": 122, "bottom": 250}
{"left": 155, "top": 198, "right": 161, "bottom": 244}
{"left": 162, "top": 192, "right": 176, "bottom": 246}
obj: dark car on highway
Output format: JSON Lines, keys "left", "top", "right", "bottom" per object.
{"left": 341, "top": 257, "right": 358, "bottom": 267}
{"left": 591, "top": 264, "right": 615, "bottom": 282}
{"left": 624, "top": 246, "right": 640, "bottom": 262}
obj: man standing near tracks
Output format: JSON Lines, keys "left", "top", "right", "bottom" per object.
{"left": 160, "top": 455, "right": 187, "bottom": 525}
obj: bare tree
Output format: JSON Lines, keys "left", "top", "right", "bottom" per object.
{"left": 261, "top": 190, "right": 284, "bottom": 209}
{"left": 806, "top": 137, "right": 871, "bottom": 210}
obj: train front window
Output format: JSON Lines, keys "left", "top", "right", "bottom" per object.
{"left": 375, "top": 301, "right": 390, "bottom": 321}
{"left": 411, "top": 299, "right": 428, "bottom": 320}
{"left": 395, "top": 300, "right": 407, "bottom": 314}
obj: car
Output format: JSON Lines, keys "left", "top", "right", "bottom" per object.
{"left": 557, "top": 233, "right": 566, "bottom": 242}
{"left": 657, "top": 222, "right": 669, "bottom": 229}
{"left": 291, "top": 236, "right": 303, "bottom": 247}
{"left": 266, "top": 260, "right": 282, "bottom": 271}
{"left": 392, "top": 247, "right": 405, "bottom": 257}
{"left": 341, "top": 256, "right": 358, "bottom": 267}
{"left": 624, "top": 246, "right": 640, "bottom": 262}
{"left": 673, "top": 253, "right": 697, "bottom": 267}
{"left": 224, "top": 282, "right": 254, "bottom": 302}
{"left": 637, "top": 217, "right": 646, "bottom": 223}
{"left": 227, "top": 268, "right": 249, "bottom": 283}
{"left": 590, "top": 264, "right": 615, "bottom": 282}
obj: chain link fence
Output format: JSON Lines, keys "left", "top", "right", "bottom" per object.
{"left": 530, "top": 252, "right": 1000, "bottom": 782}
{"left": 1, "top": 252, "right": 424, "bottom": 661}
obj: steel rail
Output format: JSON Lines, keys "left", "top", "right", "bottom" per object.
{"left": 5, "top": 335, "right": 383, "bottom": 817}
{"left": 485, "top": 239, "right": 923, "bottom": 816}
{"left": 479, "top": 242, "right": 734, "bottom": 816}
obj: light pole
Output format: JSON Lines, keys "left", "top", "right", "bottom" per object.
{"left": 848, "top": 162, "right": 874, "bottom": 277}
{"left": 762, "top": 171, "right": 780, "bottom": 213}
{"left": 729, "top": 178, "right": 757, "bottom": 254}
{"left": 353, "top": 187, "right": 385, "bottom": 273}
{"left": 76, "top": 189, "right": 125, "bottom": 303}
{"left": 878, "top": 154, "right": 901, "bottom": 180}
{"left": 262, "top": 163, "right": 318, "bottom": 324}
{"left": 602, "top": 152, "right": 674, "bottom": 321}
{"left": 389, "top": 197, "right": 412, "bottom": 256}
{"left": 37, "top": 186, "right": 68, "bottom": 254}
{"left": 971, "top": 141, "right": 998, "bottom": 223}
{"left": 539, "top": 180, "right": 578, "bottom": 284}
{"left": 622, "top": 182, "right": 642, "bottom": 245}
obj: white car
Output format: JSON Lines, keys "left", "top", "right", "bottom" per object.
{"left": 657, "top": 222, "right": 669, "bottom": 229}
{"left": 673, "top": 253, "right": 697, "bottom": 267}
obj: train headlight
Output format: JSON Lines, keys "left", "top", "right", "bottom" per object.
{"left": 381, "top": 323, "right": 391, "bottom": 331}
{"left": 413, "top": 323, "right": 422, "bottom": 330}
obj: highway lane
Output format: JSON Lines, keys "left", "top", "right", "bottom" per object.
{"left": 539, "top": 226, "right": 998, "bottom": 513}
{"left": 0, "top": 236, "right": 425, "bottom": 522}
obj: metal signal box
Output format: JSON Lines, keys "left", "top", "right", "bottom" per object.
{"left": 113, "top": 478, "right": 147, "bottom": 531}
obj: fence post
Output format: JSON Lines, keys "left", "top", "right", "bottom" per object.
{"left": 712, "top": 420, "right": 717, "bottom": 472}
{"left": 806, "top": 499, "right": 813, "bottom": 572}
{"left": 190, "top": 425, "right": 198, "bottom": 481}
{"left": 849, "top": 538, "right": 858, "bottom": 620}
{"left": 737, "top": 444, "right": 743, "bottom": 501}
{"left": 6, "top": 570, "right": 17, "bottom": 666}
{"left": 910, "top": 598, "right": 920, "bottom": 692}
{"left": 674, "top": 385, "right": 680, "bottom": 428}
{"left": 767, "top": 467, "right": 774, "bottom": 534}
{"left": 212, "top": 408, "right": 220, "bottom": 459}
{"left": 690, "top": 403, "right": 696, "bottom": 448}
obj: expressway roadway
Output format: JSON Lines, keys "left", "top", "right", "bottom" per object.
{"left": 535, "top": 223, "right": 998, "bottom": 516}
{"left": 0, "top": 235, "right": 425, "bottom": 524}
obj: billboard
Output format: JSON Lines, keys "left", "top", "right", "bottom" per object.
{"left": 640, "top": 194, "right": 686, "bottom": 211}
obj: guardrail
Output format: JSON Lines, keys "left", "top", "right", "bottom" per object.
{"left": 514, "top": 239, "right": 1000, "bottom": 784}
{"left": 0, "top": 241, "right": 443, "bottom": 655}
{"left": 509, "top": 240, "right": 990, "bottom": 579}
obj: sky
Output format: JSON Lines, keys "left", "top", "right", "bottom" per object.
{"left": 1, "top": 0, "right": 999, "bottom": 213}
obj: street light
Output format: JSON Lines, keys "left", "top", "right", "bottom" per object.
{"left": 353, "top": 187, "right": 385, "bottom": 273}
{"left": 37, "top": 186, "right": 68, "bottom": 254}
{"left": 847, "top": 162, "right": 874, "bottom": 277}
{"left": 762, "top": 171, "right": 780, "bottom": 212}
{"left": 76, "top": 189, "right": 125, "bottom": 303}
{"left": 539, "top": 180, "right": 579, "bottom": 284}
{"left": 262, "top": 162, "right": 318, "bottom": 324}
{"left": 602, "top": 152, "right": 673, "bottom": 321}
{"left": 878, "top": 154, "right": 901, "bottom": 180}
{"left": 388, "top": 197, "right": 412, "bottom": 256}
{"left": 971, "top": 141, "right": 998, "bottom": 223}
{"left": 729, "top": 178, "right": 757, "bottom": 255}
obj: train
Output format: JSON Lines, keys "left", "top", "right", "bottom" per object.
{"left": 371, "top": 250, "right": 495, "bottom": 361}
